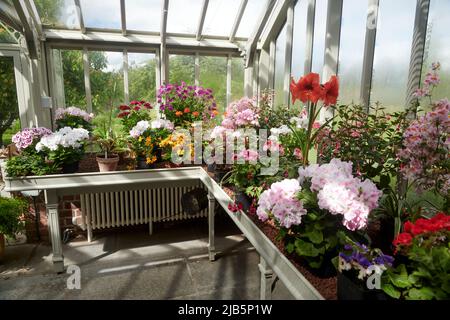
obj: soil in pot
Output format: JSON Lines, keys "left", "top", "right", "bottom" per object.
{"left": 96, "top": 154, "right": 119, "bottom": 172}
{"left": 337, "top": 271, "right": 391, "bottom": 300}
{"left": 62, "top": 161, "right": 80, "bottom": 174}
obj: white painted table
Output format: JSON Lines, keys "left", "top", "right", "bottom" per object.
{"left": 3, "top": 167, "right": 323, "bottom": 300}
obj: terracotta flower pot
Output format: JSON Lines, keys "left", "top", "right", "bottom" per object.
{"left": 96, "top": 154, "right": 119, "bottom": 172}
{"left": 0, "top": 234, "right": 5, "bottom": 262}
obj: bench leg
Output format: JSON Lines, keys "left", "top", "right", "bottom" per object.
{"left": 208, "top": 191, "right": 216, "bottom": 261}
{"left": 259, "top": 256, "right": 274, "bottom": 300}
{"left": 45, "top": 190, "right": 65, "bottom": 273}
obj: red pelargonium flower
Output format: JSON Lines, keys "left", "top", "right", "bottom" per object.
{"left": 119, "top": 105, "right": 130, "bottom": 111}
{"left": 393, "top": 232, "right": 413, "bottom": 248}
{"left": 118, "top": 111, "right": 129, "bottom": 118}
{"left": 290, "top": 73, "right": 322, "bottom": 104}
{"left": 144, "top": 103, "right": 152, "bottom": 109}
{"left": 321, "top": 75, "right": 339, "bottom": 106}
{"left": 403, "top": 213, "right": 450, "bottom": 236}
{"left": 130, "top": 100, "right": 139, "bottom": 105}
{"left": 133, "top": 106, "right": 141, "bottom": 111}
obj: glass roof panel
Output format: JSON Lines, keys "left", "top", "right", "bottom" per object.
{"left": 34, "top": 0, "right": 80, "bottom": 29}
{"left": 126, "top": 0, "right": 161, "bottom": 32}
{"left": 79, "top": 0, "right": 121, "bottom": 29}
{"left": 203, "top": 0, "right": 241, "bottom": 37}
{"left": 236, "top": 0, "right": 268, "bottom": 38}
{"left": 167, "top": 0, "right": 203, "bottom": 34}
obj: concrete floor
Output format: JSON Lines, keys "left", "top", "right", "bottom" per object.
{"left": 0, "top": 214, "right": 293, "bottom": 300}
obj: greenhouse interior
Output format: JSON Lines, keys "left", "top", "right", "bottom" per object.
{"left": 0, "top": 0, "right": 449, "bottom": 302}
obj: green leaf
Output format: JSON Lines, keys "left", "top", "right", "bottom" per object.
{"left": 407, "top": 287, "right": 435, "bottom": 300}
{"left": 381, "top": 283, "right": 401, "bottom": 299}
{"left": 286, "top": 242, "right": 295, "bottom": 254}
{"left": 295, "top": 239, "right": 322, "bottom": 257}
{"left": 303, "top": 229, "right": 323, "bottom": 244}
{"left": 389, "top": 264, "right": 411, "bottom": 289}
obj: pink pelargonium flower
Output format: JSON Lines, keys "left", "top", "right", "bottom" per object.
{"left": 236, "top": 149, "right": 259, "bottom": 162}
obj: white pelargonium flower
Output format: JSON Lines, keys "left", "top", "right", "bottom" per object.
{"left": 36, "top": 127, "right": 89, "bottom": 152}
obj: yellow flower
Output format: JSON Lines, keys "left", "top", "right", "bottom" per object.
{"left": 138, "top": 136, "right": 143, "bottom": 142}
{"left": 146, "top": 156, "right": 157, "bottom": 164}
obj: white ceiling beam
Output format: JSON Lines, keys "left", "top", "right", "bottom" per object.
{"left": 196, "top": 0, "right": 209, "bottom": 41}
{"left": 244, "top": 0, "right": 277, "bottom": 67}
{"left": 120, "top": 0, "right": 126, "bottom": 36}
{"left": 257, "top": 0, "right": 293, "bottom": 51}
{"left": 229, "top": 0, "right": 248, "bottom": 42}
{"left": 13, "top": 0, "right": 39, "bottom": 58}
{"left": 73, "top": 0, "right": 85, "bottom": 33}
{"left": 25, "top": 0, "right": 43, "bottom": 39}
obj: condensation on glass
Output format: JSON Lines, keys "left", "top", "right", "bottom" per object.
{"left": 422, "top": 0, "right": 450, "bottom": 104}
{"left": 338, "top": 0, "right": 367, "bottom": 105}
{"left": 274, "top": 23, "right": 287, "bottom": 107}
{"left": 370, "top": 0, "right": 415, "bottom": 112}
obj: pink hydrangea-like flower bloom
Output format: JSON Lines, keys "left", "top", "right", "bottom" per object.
{"left": 222, "top": 97, "right": 259, "bottom": 129}
{"left": 12, "top": 127, "right": 52, "bottom": 151}
{"left": 299, "top": 159, "right": 382, "bottom": 231}
{"left": 55, "top": 107, "right": 94, "bottom": 122}
{"left": 257, "top": 179, "right": 307, "bottom": 228}
{"left": 236, "top": 149, "right": 259, "bottom": 162}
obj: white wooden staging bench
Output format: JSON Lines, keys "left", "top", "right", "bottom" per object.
{"left": 3, "top": 167, "right": 324, "bottom": 300}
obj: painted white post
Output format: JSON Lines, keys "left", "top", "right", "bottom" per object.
{"left": 259, "top": 256, "right": 274, "bottom": 300}
{"left": 208, "top": 191, "right": 216, "bottom": 261}
{"left": 44, "top": 190, "right": 64, "bottom": 273}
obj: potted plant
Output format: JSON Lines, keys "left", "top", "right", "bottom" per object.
{"left": 0, "top": 196, "right": 27, "bottom": 261}
{"left": 35, "top": 127, "right": 90, "bottom": 174}
{"left": 54, "top": 106, "right": 94, "bottom": 132}
{"left": 128, "top": 119, "right": 174, "bottom": 169}
{"left": 157, "top": 82, "right": 218, "bottom": 128}
{"left": 117, "top": 100, "right": 154, "bottom": 133}
{"left": 381, "top": 213, "right": 450, "bottom": 300}
{"left": 338, "top": 241, "right": 394, "bottom": 300}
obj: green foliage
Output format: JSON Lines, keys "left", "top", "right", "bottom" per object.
{"left": 92, "top": 112, "right": 127, "bottom": 157}
{"left": 0, "top": 196, "right": 27, "bottom": 238}
{"left": 282, "top": 186, "right": 344, "bottom": 269}
{"left": 318, "top": 103, "right": 409, "bottom": 186}
{"left": 382, "top": 231, "right": 450, "bottom": 300}
{"left": 5, "top": 154, "right": 57, "bottom": 177}
{"left": 0, "top": 57, "right": 19, "bottom": 146}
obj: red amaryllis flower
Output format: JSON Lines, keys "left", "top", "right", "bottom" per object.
{"left": 290, "top": 73, "right": 322, "bottom": 104}
{"left": 118, "top": 111, "right": 129, "bottom": 118}
{"left": 321, "top": 75, "right": 339, "bottom": 106}
{"left": 119, "top": 105, "right": 130, "bottom": 111}
{"left": 393, "top": 232, "right": 413, "bottom": 247}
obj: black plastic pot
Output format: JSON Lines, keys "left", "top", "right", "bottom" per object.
{"left": 337, "top": 271, "right": 391, "bottom": 300}
{"left": 62, "top": 161, "right": 79, "bottom": 174}
{"left": 235, "top": 191, "right": 253, "bottom": 212}
{"left": 135, "top": 156, "right": 154, "bottom": 170}
{"left": 154, "top": 147, "right": 163, "bottom": 163}
{"left": 207, "top": 163, "right": 216, "bottom": 173}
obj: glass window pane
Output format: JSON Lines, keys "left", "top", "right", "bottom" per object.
{"left": 0, "top": 56, "right": 20, "bottom": 146}
{"left": 169, "top": 55, "right": 195, "bottom": 84}
{"left": 128, "top": 53, "right": 157, "bottom": 103}
{"left": 34, "top": 0, "right": 80, "bottom": 29}
{"left": 291, "top": 0, "right": 308, "bottom": 78}
{"left": 274, "top": 23, "right": 287, "bottom": 107}
{"left": 231, "top": 57, "right": 244, "bottom": 102}
{"left": 422, "top": 0, "right": 450, "bottom": 102}
{"left": 0, "top": 24, "right": 18, "bottom": 43}
{"left": 61, "top": 50, "right": 86, "bottom": 108}
{"left": 203, "top": 0, "right": 241, "bottom": 36}
{"left": 370, "top": 0, "right": 415, "bottom": 111}
{"left": 79, "top": 0, "right": 121, "bottom": 29}
{"left": 167, "top": 0, "right": 203, "bottom": 34}
{"left": 338, "top": 0, "right": 367, "bottom": 105}
{"left": 236, "top": 0, "right": 269, "bottom": 38}
{"left": 199, "top": 56, "right": 227, "bottom": 112}
{"left": 126, "top": 0, "right": 161, "bottom": 32}
{"left": 89, "top": 51, "right": 124, "bottom": 113}
{"left": 311, "top": 0, "right": 328, "bottom": 74}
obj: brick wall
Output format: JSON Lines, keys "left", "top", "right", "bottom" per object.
{"left": 24, "top": 194, "right": 83, "bottom": 244}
